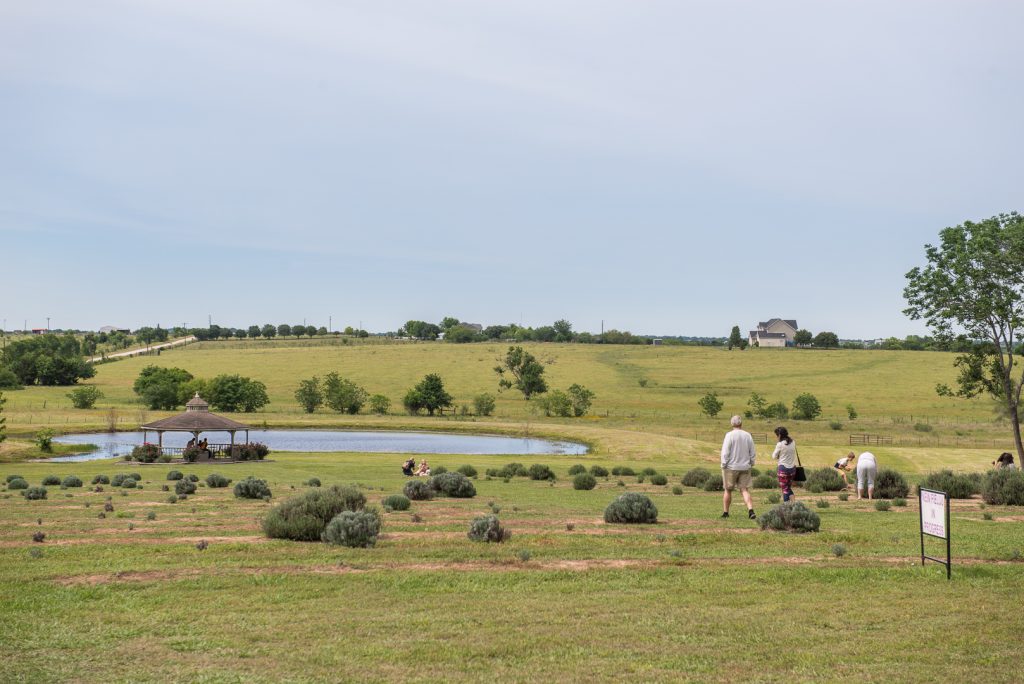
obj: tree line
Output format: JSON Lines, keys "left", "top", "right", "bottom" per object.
{"left": 400, "top": 317, "right": 649, "bottom": 345}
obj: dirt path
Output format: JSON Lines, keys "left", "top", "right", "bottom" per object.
{"left": 88, "top": 336, "right": 196, "bottom": 363}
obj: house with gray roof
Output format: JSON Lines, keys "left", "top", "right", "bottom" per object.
{"left": 749, "top": 319, "right": 798, "bottom": 348}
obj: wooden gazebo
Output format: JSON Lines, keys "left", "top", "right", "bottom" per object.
{"left": 141, "top": 394, "right": 250, "bottom": 458}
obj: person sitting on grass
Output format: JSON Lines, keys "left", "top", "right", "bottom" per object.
{"left": 834, "top": 452, "right": 856, "bottom": 488}
{"left": 415, "top": 459, "right": 431, "bottom": 477}
{"left": 993, "top": 452, "right": 1016, "bottom": 470}
{"left": 402, "top": 458, "right": 416, "bottom": 476}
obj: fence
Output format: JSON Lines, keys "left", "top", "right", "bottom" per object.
{"left": 849, "top": 434, "right": 894, "bottom": 446}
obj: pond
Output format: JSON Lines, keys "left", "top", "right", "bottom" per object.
{"left": 49, "top": 430, "right": 588, "bottom": 462}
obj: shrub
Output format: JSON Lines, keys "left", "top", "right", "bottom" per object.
{"left": 68, "top": 386, "right": 104, "bottom": 409}
{"left": 816, "top": 498, "right": 830, "bottom": 509}
{"left": 641, "top": 467, "right": 658, "bottom": 476}
{"left": 121, "top": 478, "right": 137, "bottom": 489}
{"left": 650, "top": 474, "right": 668, "bottom": 486}
{"left": 808, "top": 483, "right": 823, "bottom": 494}
{"left": 322, "top": 509, "right": 382, "bottom": 547}
{"left": 32, "top": 531, "right": 46, "bottom": 543}
{"left": 703, "top": 477, "right": 724, "bottom": 492}
{"left": 24, "top": 486, "right": 47, "bottom": 500}
{"left": 368, "top": 394, "right": 391, "bottom": 415}
{"left": 185, "top": 474, "right": 198, "bottom": 482}
{"left": 473, "top": 393, "right": 496, "bottom": 417}
{"left": 146, "top": 511, "right": 157, "bottom": 521}
{"left": 573, "top": 473, "right": 597, "bottom": 491}
{"left": 131, "top": 444, "right": 161, "bottom": 463}
{"left": 304, "top": 477, "right": 322, "bottom": 487}
{"left": 753, "top": 474, "right": 776, "bottom": 489}
{"left": 205, "top": 473, "right": 230, "bottom": 488}
{"left": 982, "top": 469, "right": 1024, "bottom": 506}
{"left": 672, "top": 485, "right": 683, "bottom": 495}
{"left": 805, "top": 467, "right": 845, "bottom": 492}
{"left": 764, "top": 402, "right": 789, "bottom": 420}
{"left": 234, "top": 477, "right": 271, "bottom": 499}
{"left": 167, "top": 495, "right": 178, "bottom": 504}
{"left": 874, "top": 500, "right": 891, "bottom": 511}
{"left": 914, "top": 422, "right": 933, "bottom": 433}
{"left": 758, "top": 502, "right": 820, "bottom": 533}
{"left": 182, "top": 446, "right": 200, "bottom": 462}
{"left": 750, "top": 467, "right": 761, "bottom": 477}
{"left": 468, "top": 515, "right": 510, "bottom": 542}
{"left": 604, "top": 493, "right": 658, "bottom": 524}
{"left": 403, "top": 480, "right": 434, "bottom": 500}
{"left": 766, "top": 492, "right": 781, "bottom": 504}
{"left": 457, "top": 465, "right": 478, "bottom": 478}
{"left": 491, "top": 462, "right": 529, "bottom": 478}
{"left": 92, "top": 474, "right": 110, "bottom": 485}
{"left": 983, "top": 511, "right": 994, "bottom": 520}
{"left": 263, "top": 486, "right": 367, "bottom": 540}
{"left": 174, "top": 478, "right": 196, "bottom": 496}
{"left": 682, "top": 468, "right": 712, "bottom": 487}
{"left": 382, "top": 494, "right": 411, "bottom": 511}
{"left": 432, "top": 466, "right": 448, "bottom": 475}
{"left": 430, "top": 472, "right": 477, "bottom": 498}
{"left": 35, "top": 428, "right": 55, "bottom": 452}
{"left": 590, "top": 465, "right": 609, "bottom": 477}
{"left": 166, "top": 470, "right": 184, "bottom": 481}
{"left": 527, "top": 464, "right": 556, "bottom": 481}
{"left": 832, "top": 544, "right": 846, "bottom": 557}
{"left": 838, "top": 491, "right": 849, "bottom": 501}
{"left": 829, "top": 420, "right": 843, "bottom": 431}
{"left": 611, "top": 466, "right": 635, "bottom": 477}
{"left": 920, "top": 470, "right": 981, "bottom": 499}
{"left": 235, "top": 442, "right": 270, "bottom": 461}
{"left": 875, "top": 469, "right": 909, "bottom": 499}
{"left": 61, "top": 475, "right": 83, "bottom": 488}
{"left": 791, "top": 393, "right": 822, "bottom": 421}
{"left": 893, "top": 498, "right": 907, "bottom": 507}
{"left": 5, "top": 474, "right": 24, "bottom": 484}
{"left": 568, "top": 464, "right": 587, "bottom": 476}
{"left": 41, "top": 475, "right": 61, "bottom": 486}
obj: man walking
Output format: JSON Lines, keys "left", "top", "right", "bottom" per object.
{"left": 720, "top": 415, "right": 756, "bottom": 519}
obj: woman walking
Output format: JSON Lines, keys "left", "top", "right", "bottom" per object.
{"left": 772, "top": 426, "right": 797, "bottom": 502}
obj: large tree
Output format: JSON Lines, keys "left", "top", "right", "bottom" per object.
{"left": 494, "top": 346, "right": 548, "bottom": 399}
{"left": 904, "top": 212, "right": 1024, "bottom": 460}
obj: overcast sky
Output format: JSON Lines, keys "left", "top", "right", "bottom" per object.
{"left": 2, "top": 1, "right": 1021, "bottom": 337}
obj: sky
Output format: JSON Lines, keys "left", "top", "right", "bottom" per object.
{"left": 1, "top": 1, "right": 1022, "bottom": 338}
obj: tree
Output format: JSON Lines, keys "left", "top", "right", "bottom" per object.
{"left": 473, "top": 393, "right": 496, "bottom": 416}
{"left": 67, "top": 386, "right": 103, "bottom": 409}
{"left": 207, "top": 374, "right": 270, "bottom": 412}
{"left": 747, "top": 392, "right": 768, "bottom": 419}
{"left": 698, "top": 392, "right": 723, "bottom": 418}
{"left": 791, "top": 393, "right": 822, "bottom": 420}
{"left": 728, "top": 326, "right": 743, "bottom": 350}
{"left": 553, "top": 319, "right": 574, "bottom": 342}
{"left": 813, "top": 331, "right": 839, "bottom": 348}
{"left": 794, "top": 329, "right": 813, "bottom": 346}
{"left": 904, "top": 213, "right": 1024, "bottom": 460}
{"left": 323, "top": 373, "right": 368, "bottom": 414}
{"left": 403, "top": 374, "right": 452, "bottom": 416}
{"left": 537, "top": 390, "right": 572, "bottom": 417}
{"left": 368, "top": 394, "right": 391, "bottom": 415}
{"left": 261, "top": 324, "right": 277, "bottom": 339}
{"left": 445, "top": 325, "right": 478, "bottom": 343}
{"left": 247, "top": 325, "right": 261, "bottom": 339}
{"left": 495, "top": 346, "right": 548, "bottom": 399}
{"left": 294, "top": 377, "right": 323, "bottom": 413}
{"left": 133, "top": 366, "right": 194, "bottom": 410}
{"left": 278, "top": 324, "right": 291, "bottom": 338}
{"left": 1, "top": 334, "right": 95, "bottom": 386}
{"left": 404, "top": 320, "right": 441, "bottom": 340}
{"left": 534, "top": 326, "right": 557, "bottom": 342}
{"left": 567, "top": 384, "right": 595, "bottom": 416}
{"left": 440, "top": 317, "right": 461, "bottom": 331}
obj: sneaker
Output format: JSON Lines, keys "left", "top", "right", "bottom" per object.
{"left": 748, "top": 509, "right": 756, "bottom": 520}
{"left": 720, "top": 511, "right": 729, "bottom": 519}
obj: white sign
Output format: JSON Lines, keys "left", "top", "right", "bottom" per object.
{"left": 921, "top": 489, "right": 947, "bottom": 539}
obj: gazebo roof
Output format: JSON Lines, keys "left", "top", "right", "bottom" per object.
{"left": 141, "top": 394, "right": 251, "bottom": 432}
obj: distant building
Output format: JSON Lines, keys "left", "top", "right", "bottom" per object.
{"left": 31, "top": 328, "right": 47, "bottom": 335}
{"left": 99, "top": 326, "right": 131, "bottom": 334}
{"left": 749, "top": 319, "right": 798, "bottom": 348}
{"left": 462, "top": 323, "right": 483, "bottom": 332}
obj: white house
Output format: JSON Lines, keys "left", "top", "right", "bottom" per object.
{"left": 749, "top": 319, "right": 798, "bottom": 348}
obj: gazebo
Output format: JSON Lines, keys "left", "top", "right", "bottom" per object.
{"left": 141, "top": 394, "right": 250, "bottom": 459}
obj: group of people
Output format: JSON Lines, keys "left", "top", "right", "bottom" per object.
{"left": 401, "top": 458, "right": 431, "bottom": 477}
{"left": 719, "top": 415, "right": 880, "bottom": 519}
{"left": 185, "top": 437, "right": 210, "bottom": 455}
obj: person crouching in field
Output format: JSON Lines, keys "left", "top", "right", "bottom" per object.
{"left": 720, "top": 415, "right": 756, "bottom": 519}
{"left": 993, "top": 452, "right": 1016, "bottom": 470}
{"left": 834, "top": 452, "right": 855, "bottom": 489}
{"left": 856, "top": 452, "right": 877, "bottom": 500}
{"left": 772, "top": 426, "right": 797, "bottom": 502}
{"left": 402, "top": 458, "right": 416, "bottom": 476}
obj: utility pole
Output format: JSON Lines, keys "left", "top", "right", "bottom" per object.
{"left": 46, "top": 317, "right": 50, "bottom": 331}
{"left": 329, "top": 315, "right": 332, "bottom": 332}
{"left": 208, "top": 314, "right": 211, "bottom": 327}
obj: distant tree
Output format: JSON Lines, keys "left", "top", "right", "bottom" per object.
{"left": 903, "top": 214, "right": 1024, "bottom": 461}
{"left": 344, "top": 326, "right": 355, "bottom": 335}
{"left": 1, "top": 334, "right": 95, "bottom": 386}
{"left": 553, "top": 319, "right": 574, "bottom": 342}
{"left": 728, "top": 326, "right": 744, "bottom": 351}
{"left": 405, "top": 321, "right": 441, "bottom": 340}
{"left": 534, "top": 326, "right": 557, "bottom": 342}
{"left": 317, "top": 326, "right": 328, "bottom": 336}
{"left": 0, "top": 367, "right": 19, "bottom": 389}
{"left": 368, "top": 394, "right": 391, "bottom": 415}
{"left": 292, "top": 324, "right": 305, "bottom": 338}
{"left": 440, "top": 316, "right": 461, "bottom": 331}
{"left": 791, "top": 393, "right": 822, "bottom": 420}
{"left": 403, "top": 374, "right": 452, "bottom": 416}
{"left": 747, "top": 392, "right": 768, "bottom": 419}
{"left": 794, "top": 329, "right": 813, "bottom": 346}
{"left": 473, "top": 393, "right": 496, "bottom": 416}
{"left": 206, "top": 374, "right": 270, "bottom": 412}
{"left": 135, "top": 327, "right": 157, "bottom": 346}
{"left": 495, "top": 346, "right": 548, "bottom": 399}
{"left": 323, "top": 372, "right": 368, "bottom": 414}
{"left": 234, "top": 328, "right": 247, "bottom": 339}
{"left": 133, "top": 366, "right": 194, "bottom": 410}
{"left": 261, "top": 324, "right": 277, "bottom": 339}
{"left": 567, "top": 384, "right": 594, "bottom": 416}
{"left": 846, "top": 404, "right": 858, "bottom": 420}
{"left": 247, "top": 325, "right": 261, "bottom": 339}
{"left": 208, "top": 324, "right": 223, "bottom": 340}
{"left": 278, "top": 324, "right": 291, "bottom": 338}
{"left": 294, "top": 377, "right": 323, "bottom": 413}
{"left": 81, "top": 334, "right": 97, "bottom": 356}
{"left": 67, "top": 386, "right": 103, "bottom": 409}
{"left": 698, "top": 392, "right": 723, "bottom": 418}
{"left": 483, "top": 325, "right": 509, "bottom": 340}
{"left": 445, "top": 325, "right": 478, "bottom": 343}
{"left": 537, "top": 389, "right": 572, "bottom": 417}
{"left": 813, "top": 332, "right": 839, "bottom": 348}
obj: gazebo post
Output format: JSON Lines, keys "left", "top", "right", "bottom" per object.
{"left": 230, "top": 430, "right": 236, "bottom": 458}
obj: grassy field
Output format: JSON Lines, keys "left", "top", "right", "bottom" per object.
{"left": 1, "top": 452, "right": 1022, "bottom": 682}
{"left": 1, "top": 341, "right": 1021, "bottom": 681}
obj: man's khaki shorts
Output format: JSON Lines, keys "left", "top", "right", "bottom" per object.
{"left": 722, "top": 468, "right": 752, "bottom": 491}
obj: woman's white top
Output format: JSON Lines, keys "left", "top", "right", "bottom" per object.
{"left": 772, "top": 439, "right": 797, "bottom": 468}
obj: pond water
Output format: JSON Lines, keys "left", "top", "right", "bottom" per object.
{"left": 49, "top": 430, "right": 588, "bottom": 462}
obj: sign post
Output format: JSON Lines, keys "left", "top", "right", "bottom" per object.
{"left": 919, "top": 487, "right": 951, "bottom": 580}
